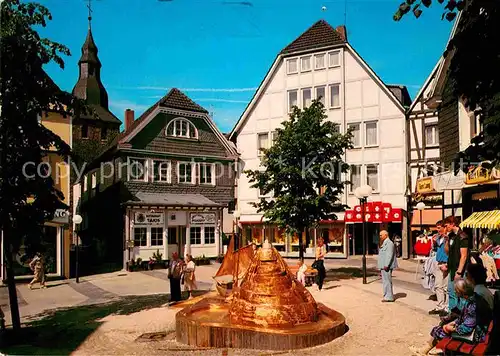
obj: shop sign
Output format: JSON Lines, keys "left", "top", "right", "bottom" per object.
{"left": 465, "top": 163, "right": 499, "bottom": 185}
{"left": 434, "top": 171, "right": 465, "bottom": 191}
{"left": 52, "top": 209, "right": 69, "bottom": 224}
{"left": 416, "top": 177, "right": 434, "bottom": 194}
{"left": 345, "top": 202, "right": 402, "bottom": 223}
{"left": 134, "top": 212, "right": 164, "bottom": 225}
{"left": 190, "top": 212, "right": 216, "bottom": 225}
{"left": 412, "top": 193, "right": 443, "bottom": 207}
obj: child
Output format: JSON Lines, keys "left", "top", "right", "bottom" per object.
{"left": 297, "top": 259, "right": 308, "bottom": 286}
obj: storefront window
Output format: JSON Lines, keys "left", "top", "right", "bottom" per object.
{"left": 190, "top": 227, "right": 202, "bottom": 245}
{"left": 321, "top": 225, "right": 344, "bottom": 254}
{"left": 151, "top": 227, "right": 163, "bottom": 246}
{"left": 252, "top": 225, "right": 263, "bottom": 245}
{"left": 168, "top": 227, "right": 177, "bottom": 244}
{"left": 204, "top": 226, "right": 215, "bottom": 244}
{"left": 134, "top": 227, "right": 147, "bottom": 247}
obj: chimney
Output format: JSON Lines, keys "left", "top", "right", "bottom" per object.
{"left": 336, "top": 25, "right": 347, "bottom": 42}
{"left": 125, "top": 109, "right": 134, "bottom": 130}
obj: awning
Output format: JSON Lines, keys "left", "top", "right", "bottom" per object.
{"left": 124, "top": 192, "right": 223, "bottom": 207}
{"left": 410, "top": 209, "right": 443, "bottom": 229}
{"left": 460, "top": 210, "right": 500, "bottom": 230}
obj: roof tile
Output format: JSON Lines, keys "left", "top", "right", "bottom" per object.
{"left": 281, "top": 20, "right": 346, "bottom": 55}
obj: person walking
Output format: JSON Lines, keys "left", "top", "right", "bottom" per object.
{"left": 444, "top": 215, "right": 470, "bottom": 313}
{"left": 429, "top": 220, "right": 449, "bottom": 316}
{"left": 313, "top": 237, "right": 327, "bottom": 291}
{"left": 378, "top": 230, "right": 398, "bottom": 302}
{"left": 183, "top": 254, "right": 197, "bottom": 299}
{"left": 28, "top": 252, "right": 46, "bottom": 289}
{"left": 167, "top": 252, "right": 183, "bottom": 302}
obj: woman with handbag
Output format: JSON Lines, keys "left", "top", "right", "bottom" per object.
{"left": 313, "top": 237, "right": 327, "bottom": 291}
{"left": 183, "top": 254, "right": 197, "bottom": 299}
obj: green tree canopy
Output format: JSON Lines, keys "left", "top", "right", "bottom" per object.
{"left": 394, "top": 0, "right": 500, "bottom": 170}
{"left": 245, "top": 100, "right": 352, "bottom": 258}
{"left": 0, "top": 0, "right": 83, "bottom": 330}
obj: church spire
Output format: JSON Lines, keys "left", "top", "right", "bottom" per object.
{"left": 72, "top": 0, "right": 109, "bottom": 110}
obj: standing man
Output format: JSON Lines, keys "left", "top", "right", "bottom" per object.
{"left": 168, "top": 252, "right": 184, "bottom": 303}
{"left": 378, "top": 230, "right": 398, "bottom": 302}
{"left": 429, "top": 220, "right": 449, "bottom": 316}
{"left": 444, "top": 215, "right": 469, "bottom": 312}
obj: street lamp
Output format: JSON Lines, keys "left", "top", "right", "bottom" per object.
{"left": 355, "top": 184, "right": 373, "bottom": 284}
{"left": 416, "top": 202, "right": 426, "bottom": 235}
{"left": 73, "top": 214, "right": 83, "bottom": 283}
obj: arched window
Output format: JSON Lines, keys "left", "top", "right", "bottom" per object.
{"left": 165, "top": 118, "right": 198, "bottom": 139}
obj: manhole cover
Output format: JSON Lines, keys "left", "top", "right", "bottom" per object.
{"left": 135, "top": 331, "right": 167, "bottom": 342}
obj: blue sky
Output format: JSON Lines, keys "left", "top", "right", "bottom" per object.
{"left": 39, "top": 0, "right": 453, "bottom": 132}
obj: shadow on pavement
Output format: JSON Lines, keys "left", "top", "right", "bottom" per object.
{"left": 0, "top": 290, "right": 208, "bottom": 355}
{"left": 324, "top": 267, "right": 379, "bottom": 282}
{"left": 394, "top": 292, "right": 407, "bottom": 300}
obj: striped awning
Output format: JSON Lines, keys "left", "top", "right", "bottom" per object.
{"left": 460, "top": 210, "right": 500, "bottom": 229}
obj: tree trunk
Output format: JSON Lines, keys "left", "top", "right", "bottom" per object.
{"left": 2, "top": 228, "right": 21, "bottom": 330}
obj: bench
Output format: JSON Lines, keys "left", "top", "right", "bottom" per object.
{"left": 435, "top": 321, "right": 493, "bottom": 356}
{"left": 289, "top": 266, "right": 318, "bottom": 287}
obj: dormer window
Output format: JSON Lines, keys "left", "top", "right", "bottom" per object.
{"left": 165, "top": 118, "right": 198, "bottom": 139}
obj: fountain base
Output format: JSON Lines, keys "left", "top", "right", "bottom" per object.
{"left": 176, "top": 296, "right": 346, "bottom": 350}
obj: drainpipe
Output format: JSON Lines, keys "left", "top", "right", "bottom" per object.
{"left": 404, "top": 110, "right": 412, "bottom": 260}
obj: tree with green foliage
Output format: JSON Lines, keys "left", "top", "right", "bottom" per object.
{"left": 245, "top": 100, "right": 352, "bottom": 259}
{"left": 1, "top": 0, "right": 83, "bottom": 331}
{"left": 394, "top": 0, "right": 500, "bottom": 171}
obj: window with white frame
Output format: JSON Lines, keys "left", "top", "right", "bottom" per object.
{"left": 315, "top": 54, "right": 325, "bottom": 69}
{"left": 190, "top": 226, "right": 202, "bottom": 245}
{"left": 425, "top": 124, "right": 439, "bottom": 146}
{"left": 301, "top": 56, "right": 311, "bottom": 72}
{"left": 287, "top": 58, "right": 298, "bottom": 74}
{"left": 366, "top": 164, "right": 379, "bottom": 192}
{"left": 302, "top": 88, "right": 312, "bottom": 108}
{"left": 151, "top": 227, "right": 164, "bottom": 246}
{"left": 329, "top": 51, "right": 340, "bottom": 67}
{"left": 365, "top": 121, "right": 378, "bottom": 147}
{"left": 152, "top": 160, "right": 171, "bottom": 183}
{"left": 257, "top": 133, "right": 269, "bottom": 158}
{"left": 128, "top": 158, "right": 147, "bottom": 181}
{"left": 315, "top": 86, "right": 326, "bottom": 106}
{"left": 271, "top": 131, "right": 278, "bottom": 145}
{"left": 200, "top": 163, "right": 215, "bottom": 185}
{"left": 288, "top": 90, "right": 298, "bottom": 112}
{"left": 165, "top": 118, "right": 197, "bottom": 139}
{"left": 178, "top": 162, "right": 195, "bottom": 184}
{"left": 204, "top": 226, "right": 215, "bottom": 244}
{"left": 134, "top": 227, "right": 147, "bottom": 247}
{"left": 329, "top": 84, "right": 340, "bottom": 108}
{"left": 348, "top": 123, "right": 361, "bottom": 147}
{"left": 350, "top": 165, "right": 362, "bottom": 192}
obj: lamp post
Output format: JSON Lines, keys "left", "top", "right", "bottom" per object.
{"left": 73, "top": 214, "right": 83, "bottom": 283}
{"left": 355, "top": 185, "right": 373, "bottom": 284}
{"left": 416, "top": 202, "right": 426, "bottom": 235}
{"left": 233, "top": 210, "right": 241, "bottom": 288}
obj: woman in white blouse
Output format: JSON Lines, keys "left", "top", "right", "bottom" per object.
{"left": 183, "top": 254, "right": 197, "bottom": 299}
{"left": 314, "top": 237, "right": 327, "bottom": 291}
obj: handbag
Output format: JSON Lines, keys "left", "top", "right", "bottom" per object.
{"left": 311, "top": 260, "right": 319, "bottom": 270}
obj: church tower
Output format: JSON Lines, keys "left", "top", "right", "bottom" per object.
{"left": 72, "top": 0, "right": 120, "bottom": 146}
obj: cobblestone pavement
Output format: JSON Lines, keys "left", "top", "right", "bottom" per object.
{"left": 2, "top": 256, "right": 439, "bottom": 355}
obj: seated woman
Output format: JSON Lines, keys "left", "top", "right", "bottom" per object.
{"left": 466, "top": 262, "right": 494, "bottom": 343}
{"left": 410, "top": 279, "right": 477, "bottom": 355}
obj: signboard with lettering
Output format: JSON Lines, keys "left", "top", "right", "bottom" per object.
{"left": 412, "top": 193, "right": 443, "bottom": 207}
{"left": 52, "top": 209, "right": 69, "bottom": 224}
{"left": 134, "top": 212, "right": 164, "bottom": 225}
{"left": 465, "top": 163, "right": 499, "bottom": 185}
{"left": 416, "top": 177, "right": 434, "bottom": 194}
{"left": 190, "top": 212, "right": 216, "bottom": 225}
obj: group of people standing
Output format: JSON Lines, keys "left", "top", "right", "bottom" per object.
{"left": 410, "top": 216, "right": 495, "bottom": 355}
{"left": 167, "top": 252, "right": 197, "bottom": 303}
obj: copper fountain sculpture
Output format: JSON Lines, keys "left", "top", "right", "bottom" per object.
{"left": 176, "top": 240, "right": 346, "bottom": 350}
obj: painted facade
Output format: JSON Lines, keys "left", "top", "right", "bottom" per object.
{"left": 77, "top": 88, "right": 238, "bottom": 271}
{"left": 230, "top": 20, "right": 410, "bottom": 258}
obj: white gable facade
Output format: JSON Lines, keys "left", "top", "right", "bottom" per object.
{"left": 231, "top": 21, "right": 409, "bottom": 258}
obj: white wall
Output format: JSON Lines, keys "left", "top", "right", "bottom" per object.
{"left": 236, "top": 46, "right": 407, "bottom": 218}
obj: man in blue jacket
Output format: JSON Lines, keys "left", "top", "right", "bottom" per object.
{"left": 378, "top": 230, "right": 398, "bottom": 302}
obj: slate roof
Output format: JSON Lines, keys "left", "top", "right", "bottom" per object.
{"left": 79, "top": 104, "right": 122, "bottom": 124}
{"left": 387, "top": 85, "right": 412, "bottom": 107}
{"left": 124, "top": 192, "right": 222, "bottom": 207}
{"left": 280, "top": 20, "right": 346, "bottom": 55}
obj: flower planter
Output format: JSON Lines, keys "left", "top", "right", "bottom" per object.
{"left": 148, "top": 262, "right": 165, "bottom": 270}
{"left": 194, "top": 259, "right": 211, "bottom": 266}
